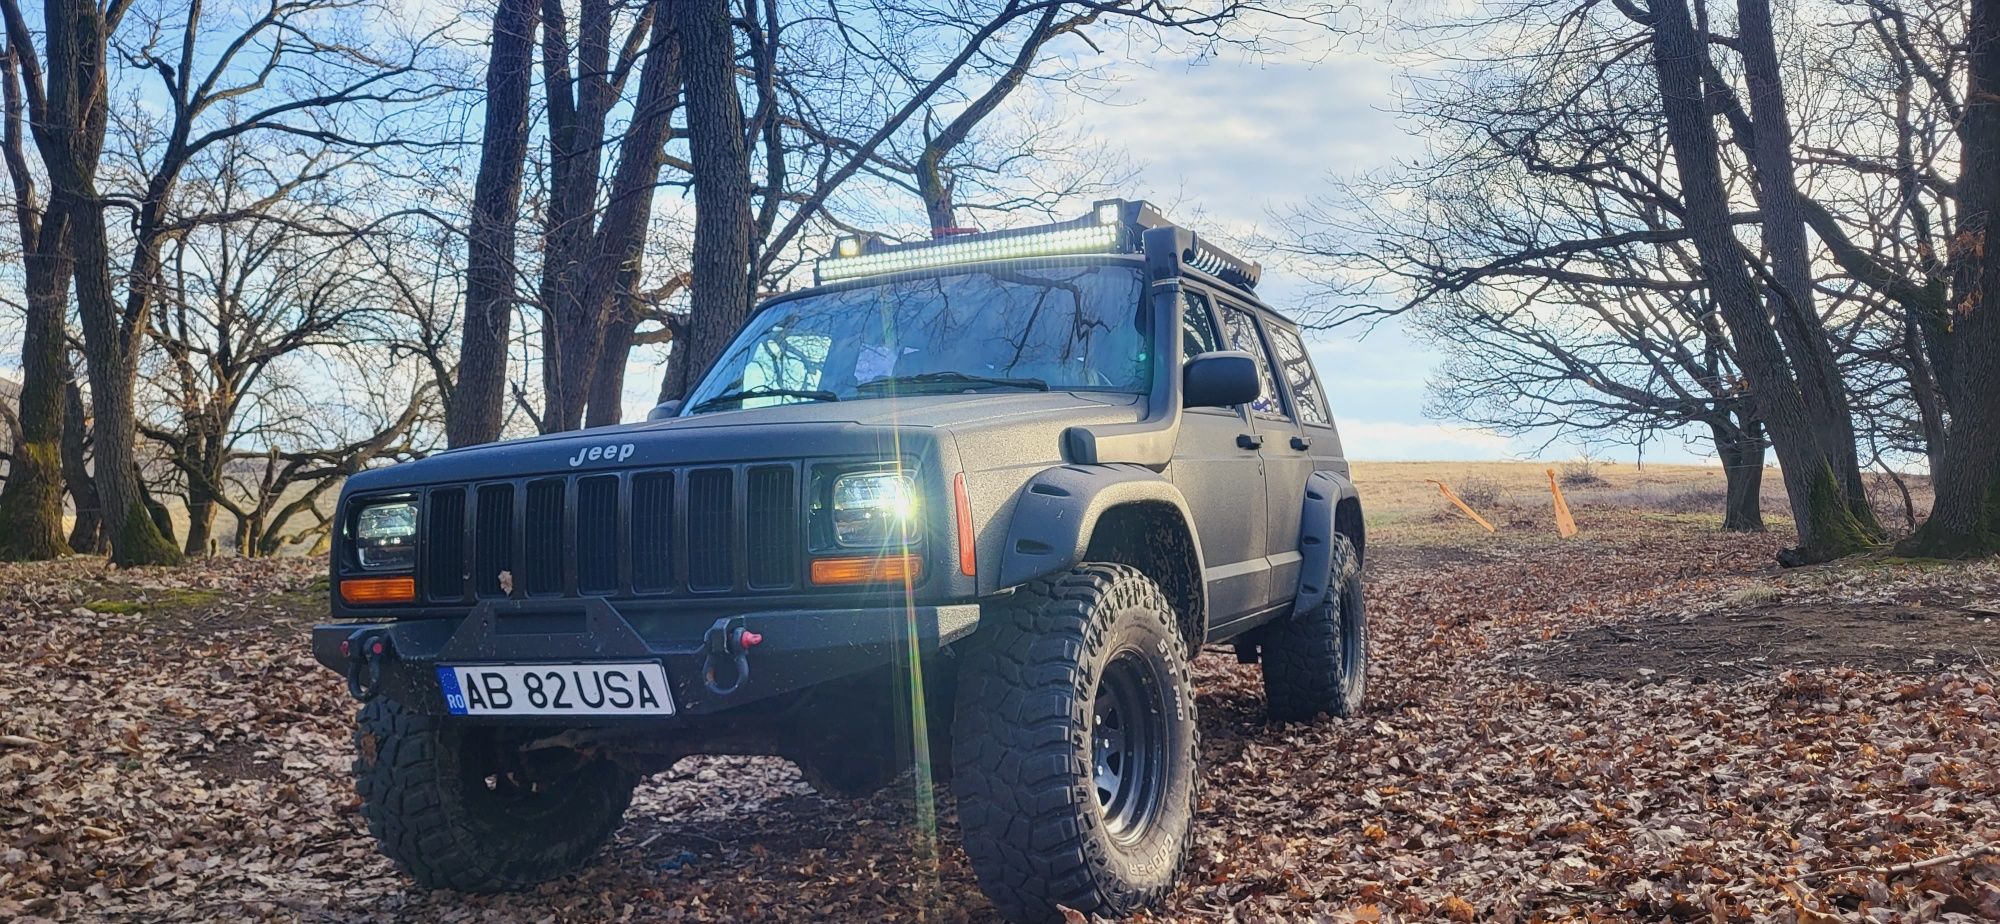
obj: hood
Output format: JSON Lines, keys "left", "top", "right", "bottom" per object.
{"left": 344, "top": 391, "right": 1143, "bottom": 494}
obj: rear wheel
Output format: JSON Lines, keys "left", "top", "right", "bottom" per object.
{"left": 353, "top": 698, "right": 638, "bottom": 891}
{"left": 1260, "top": 533, "right": 1367, "bottom": 721}
{"left": 952, "top": 564, "right": 1199, "bottom": 923}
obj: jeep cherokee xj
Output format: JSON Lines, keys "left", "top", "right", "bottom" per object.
{"left": 315, "top": 199, "right": 1369, "bottom": 923}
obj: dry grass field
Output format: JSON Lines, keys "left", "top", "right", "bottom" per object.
{"left": 5, "top": 460, "right": 1998, "bottom": 923}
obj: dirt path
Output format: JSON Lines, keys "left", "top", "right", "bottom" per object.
{"left": 6, "top": 521, "right": 2000, "bottom": 921}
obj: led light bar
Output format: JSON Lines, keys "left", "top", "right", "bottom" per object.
{"left": 818, "top": 221, "right": 1123, "bottom": 282}
{"left": 813, "top": 197, "right": 1264, "bottom": 293}
{"left": 1184, "top": 238, "right": 1263, "bottom": 291}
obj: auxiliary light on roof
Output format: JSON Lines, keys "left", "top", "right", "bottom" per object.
{"left": 812, "top": 197, "right": 1263, "bottom": 292}
{"left": 819, "top": 221, "right": 1123, "bottom": 282}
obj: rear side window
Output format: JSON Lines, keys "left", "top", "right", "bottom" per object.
{"left": 1219, "top": 304, "right": 1285, "bottom": 419}
{"left": 1267, "top": 325, "right": 1331, "bottom": 426}
{"left": 1182, "top": 291, "right": 1222, "bottom": 357}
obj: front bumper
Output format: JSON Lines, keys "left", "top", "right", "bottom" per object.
{"left": 311, "top": 596, "right": 980, "bottom": 719}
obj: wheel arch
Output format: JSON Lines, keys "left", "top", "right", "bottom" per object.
{"left": 1293, "top": 470, "right": 1365, "bottom": 617}
{"left": 997, "top": 464, "right": 1207, "bottom": 649}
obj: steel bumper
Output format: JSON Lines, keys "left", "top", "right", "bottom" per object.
{"left": 311, "top": 596, "right": 980, "bottom": 719}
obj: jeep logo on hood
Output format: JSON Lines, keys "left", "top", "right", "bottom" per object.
{"left": 568, "top": 442, "right": 636, "bottom": 467}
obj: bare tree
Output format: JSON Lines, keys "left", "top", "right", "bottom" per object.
{"left": 0, "top": 0, "right": 443, "bottom": 565}
{"left": 537, "top": 0, "right": 681, "bottom": 430}
{"left": 448, "top": 0, "right": 540, "bottom": 449}
{"left": 659, "top": 0, "right": 753, "bottom": 402}
{"left": 1625, "top": 0, "right": 1877, "bottom": 562}
{"left": 1280, "top": 1, "right": 1772, "bottom": 529}
{"left": 135, "top": 130, "right": 438, "bottom": 555}
{"left": 1902, "top": 0, "right": 1999, "bottom": 555}
{"left": 0, "top": 26, "right": 72, "bottom": 559}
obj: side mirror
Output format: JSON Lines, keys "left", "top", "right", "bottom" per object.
{"left": 646, "top": 400, "right": 684, "bottom": 421}
{"left": 1182, "top": 351, "right": 1261, "bottom": 408}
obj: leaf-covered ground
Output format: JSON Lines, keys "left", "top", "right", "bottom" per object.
{"left": 5, "top": 511, "right": 2000, "bottom": 922}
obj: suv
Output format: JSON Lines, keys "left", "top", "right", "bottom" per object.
{"left": 314, "top": 200, "right": 1368, "bottom": 923}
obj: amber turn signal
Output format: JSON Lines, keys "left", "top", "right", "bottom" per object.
{"left": 954, "top": 472, "right": 977, "bottom": 577}
{"left": 810, "top": 553, "right": 923, "bottom": 586}
{"left": 340, "top": 576, "right": 416, "bottom": 605}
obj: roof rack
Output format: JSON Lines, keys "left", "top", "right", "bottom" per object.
{"left": 814, "top": 198, "right": 1263, "bottom": 293}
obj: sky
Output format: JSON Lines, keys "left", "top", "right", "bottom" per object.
{"left": 1045, "top": 29, "right": 1722, "bottom": 466}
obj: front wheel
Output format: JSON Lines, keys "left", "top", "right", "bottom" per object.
{"left": 1260, "top": 533, "right": 1368, "bottom": 721}
{"left": 353, "top": 698, "right": 638, "bottom": 891}
{"left": 952, "top": 564, "right": 1199, "bottom": 923}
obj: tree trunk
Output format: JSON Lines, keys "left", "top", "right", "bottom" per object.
{"left": 1711, "top": 416, "right": 1767, "bottom": 532}
{"left": 535, "top": 0, "right": 611, "bottom": 432}
{"left": 659, "top": 0, "right": 751, "bottom": 403}
{"left": 0, "top": 221, "right": 73, "bottom": 560}
{"left": 587, "top": 287, "right": 639, "bottom": 428}
{"left": 545, "top": 4, "right": 680, "bottom": 431}
{"left": 1732, "top": 0, "right": 1877, "bottom": 531}
{"left": 38, "top": 0, "right": 180, "bottom": 567}
{"left": 60, "top": 378, "right": 100, "bottom": 553}
{"left": 135, "top": 465, "right": 177, "bottom": 547}
{"left": 918, "top": 149, "right": 956, "bottom": 232}
{"left": 183, "top": 488, "right": 215, "bottom": 557}
{"left": 68, "top": 204, "right": 180, "bottom": 564}
{"left": 1646, "top": 0, "right": 1872, "bottom": 563}
{"left": 447, "top": 0, "right": 540, "bottom": 448}
{"left": 1898, "top": 0, "right": 2000, "bottom": 557}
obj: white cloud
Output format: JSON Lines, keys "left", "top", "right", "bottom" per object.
{"left": 1335, "top": 418, "right": 1513, "bottom": 461}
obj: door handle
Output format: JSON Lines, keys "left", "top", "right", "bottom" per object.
{"left": 1236, "top": 433, "right": 1263, "bottom": 450}
{"left": 1290, "top": 435, "right": 1312, "bottom": 451}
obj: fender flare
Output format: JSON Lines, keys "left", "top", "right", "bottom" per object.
{"left": 1292, "top": 470, "right": 1363, "bottom": 617}
{"left": 997, "top": 464, "right": 1207, "bottom": 592}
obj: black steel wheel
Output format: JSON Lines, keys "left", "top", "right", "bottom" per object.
{"left": 954, "top": 563, "right": 1199, "bottom": 923}
{"left": 1093, "top": 649, "right": 1171, "bottom": 843}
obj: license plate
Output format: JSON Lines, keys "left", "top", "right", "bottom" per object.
{"left": 437, "top": 662, "right": 675, "bottom": 716}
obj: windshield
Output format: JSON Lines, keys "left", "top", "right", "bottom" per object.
{"left": 684, "top": 263, "right": 1150, "bottom": 414}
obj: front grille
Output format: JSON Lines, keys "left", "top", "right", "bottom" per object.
{"left": 418, "top": 464, "right": 801, "bottom": 602}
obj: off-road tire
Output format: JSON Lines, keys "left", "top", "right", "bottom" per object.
{"left": 1260, "top": 533, "right": 1367, "bottom": 721}
{"left": 353, "top": 698, "right": 639, "bottom": 892}
{"left": 952, "top": 563, "right": 1200, "bottom": 923}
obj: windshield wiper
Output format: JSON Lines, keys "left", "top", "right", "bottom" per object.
{"left": 854, "top": 371, "right": 1049, "bottom": 393}
{"left": 689, "top": 387, "right": 841, "bottom": 414}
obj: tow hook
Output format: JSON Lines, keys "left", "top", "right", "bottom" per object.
{"left": 341, "top": 628, "right": 392, "bottom": 702}
{"left": 701, "top": 616, "right": 763, "bottom": 697}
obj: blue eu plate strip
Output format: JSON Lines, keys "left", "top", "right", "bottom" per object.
{"left": 436, "top": 667, "right": 468, "bottom": 715}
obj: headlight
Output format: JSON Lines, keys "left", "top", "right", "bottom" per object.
{"left": 831, "top": 472, "right": 918, "bottom": 547}
{"left": 354, "top": 499, "right": 417, "bottom": 571}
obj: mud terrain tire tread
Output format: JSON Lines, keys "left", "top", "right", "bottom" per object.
{"left": 952, "top": 563, "right": 1200, "bottom": 923}
{"left": 353, "top": 698, "right": 637, "bottom": 892}
{"left": 1261, "top": 533, "right": 1367, "bottom": 721}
